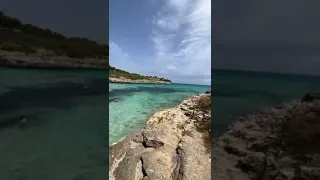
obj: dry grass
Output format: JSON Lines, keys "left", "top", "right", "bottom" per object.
{"left": 195, "top": 95, "right": 211, "bottom": 113}
{"left": 194, "top": 95, "right": 211, "bottom": 154}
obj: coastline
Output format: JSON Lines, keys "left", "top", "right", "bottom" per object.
{"left": 109, "top": 93, "right": 211, "bottom": 180}
{"left": 109, "top": 77, "right": 172, "bottom": 84}
{"left": 212, "top": 93, "right": 320, "bottom": 180}
{"left": 0, "top": 50, "right": 108, "bottom": 70}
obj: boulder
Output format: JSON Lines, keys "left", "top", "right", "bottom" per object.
{"left": 142, "top": 131, "right": 164, "bottom": 148}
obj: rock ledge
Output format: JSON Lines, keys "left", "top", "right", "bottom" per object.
{"left": 109, "top": 93, "right": 211, "bottom": 180}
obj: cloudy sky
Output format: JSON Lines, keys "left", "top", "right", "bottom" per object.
{"left": 213, "top": 0, "right": 320, "bottom": 75}
{"left": 110, "top": 0, "right": 211, "bottom": 85}
{"left": 0, "top": 0, "right": 108, "bottom": 44}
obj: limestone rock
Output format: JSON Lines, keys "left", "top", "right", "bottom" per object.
{"left": 109, "top": 93, "right": 211, "bottom": 180}
{"left": 142, "top": 131, "right": 165, "bottom": 148}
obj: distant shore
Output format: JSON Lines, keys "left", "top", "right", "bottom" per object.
{"left": 109, "top": 77, "right": 172, "bottom": 84}
{"left": 0, "top": 50, "right": 108, "bottom": 70}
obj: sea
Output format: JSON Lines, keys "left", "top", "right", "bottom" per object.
{"left": 0, "top": 67, "right": 319, "bottom": 179}
{"left": 0, "top": 68, "right": 108, "bottom": 180}
{"left": 109, "top": 83, "right": 210, "bottom": 145}
{"left": 212, "top": 69, "right": 320, "bottom": 136}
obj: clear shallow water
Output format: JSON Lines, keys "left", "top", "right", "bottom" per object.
{"left": 109, "top": 83, "right": 210, "bottom": 145}
{"left": 0, "top": 68, "right": 108, "bottom": 180}
{"left": 212, "top": 69, "right": 320, "bottom": 136}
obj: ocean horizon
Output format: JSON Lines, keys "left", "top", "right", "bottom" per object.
{"left": 211, "top": 69, "right": 320, "bottom": 136}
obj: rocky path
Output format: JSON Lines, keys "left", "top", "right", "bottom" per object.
{"left": 109, "top": 93, "right": 211, "bottom": 180}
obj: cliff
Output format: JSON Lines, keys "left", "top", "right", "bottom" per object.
{"left": 212, "top": 93, "right": 320, "bottom": 180}
{"left": 109, "top": 92, "right": 211, "bottom": 180}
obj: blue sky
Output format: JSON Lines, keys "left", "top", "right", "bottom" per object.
{"left": 109, "top": 0, "right": 211, "bottom": 85}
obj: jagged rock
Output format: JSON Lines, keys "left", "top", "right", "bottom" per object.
{"left": 224, "top": 144, "right": 247, "bottom": 157}
{"left": 301, "top": 93, "right": 320, "bottom": 102}
{"left": 205, "top": 91, "right": 211, "bottom": 94}
{"left": 142, "top": 131, "right": 165, "bottom": 148}
{"left": 141, "top": 176, "right": 151, "bottom": 180}
{"left": 278, "top": 157, "right": 297, "bottom": 169}
{"left": 236, "top": 153, "right": 265, "bottom": 173}
{"left": 212, "top": 95, "right": 320, "bottom": 180}
{"left": 141, "top": 150, "right": 177, "bottom": 179}
{"left": 109, "top": 93, "right": 211, "bottom": 180}
{"left": 272, "top": 169, "right": 295, "bottom": 180}
{"left": 133, "top": 133, "right": 144, "bottom": 143}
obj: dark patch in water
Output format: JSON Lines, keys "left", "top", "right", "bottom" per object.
{"left": 0, "top": 78, "right": 108, "bottom": 125}
{"left": 0, "top": 113, "right": 44, "bottom": 129}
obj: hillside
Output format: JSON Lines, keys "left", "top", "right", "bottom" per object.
{"left": 109, "top": 65, "right": 172, "bottom": 84}
{"left": 0, "top": 11, "right": 108, "bottom": 69}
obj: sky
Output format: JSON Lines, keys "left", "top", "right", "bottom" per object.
{"left": 0, "top": 0, "right": 108, "bottom": 44}
{"left": 212, "top": 0, "right": 320, "bottom": 76}
{"left": 109, "top": 0, "right": 211, "bottom": 85}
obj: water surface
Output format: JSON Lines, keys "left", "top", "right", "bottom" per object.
{"left": 212, "top": 69, "right": 320, "bottom": 136}
{"left": 109, "top": 83, "right": 210, "bottom": 145}
{"left": 0, "top": 68, "right": 108, "bottom": 180}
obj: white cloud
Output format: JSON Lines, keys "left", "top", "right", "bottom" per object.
{"left": 151, "top": 0, "right": 211, "bottom": 85}
{"left": 109, "top": 41, "right": 128, "bottom": 60}
{"left": 109, "top": 41, "right": 141, "bottom": 73}
{"left": 110, "top": 0, "right": 211, "bottom": 85}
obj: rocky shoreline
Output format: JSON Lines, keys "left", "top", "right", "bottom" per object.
{"left": 212, "top": 93, "right": 320, "bottom": 180}
{"left": 109, "top": 77, "right": 172, "bottom": 84}
{"left": 0, "top": 50, "right": 108, "bottom": 69}
{"left": 109, "top": 93, "right": 211, "bottom": 180}
{"left": 109, "top": 92, "right": 320, "bottom": 180}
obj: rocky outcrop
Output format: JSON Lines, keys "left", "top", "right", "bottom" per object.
{"left": 212, "top": 94, "right": 320, "bottom": 180}
{"left": 0, "top": 50, "right": 108, "bottom": 69}
{"left": 109, "top": 77, "right": 171, "bottom": 84}
{"left": 301, "top": 92, "right": 320, "bottom": 102}
{"left": 109, "top": 93, "right": 211, "bottom": 180}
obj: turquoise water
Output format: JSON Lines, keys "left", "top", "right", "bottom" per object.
{"left": 109, "top": 83, "right": 210, "bottom": 145}
{"left": 212, "top": 69, "right": 320, "bottom": 136}
{"left": 0, "top": 68, "right": 108, "bottom": 180}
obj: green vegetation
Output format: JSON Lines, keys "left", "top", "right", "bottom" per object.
{"left": 0, "top": 11, "right": 108, "bottom": 58}
{"left": 109, "top": 65, "right": 171, "bottom": 82}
